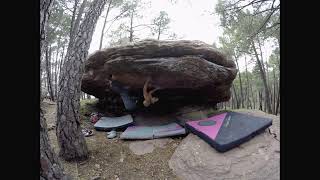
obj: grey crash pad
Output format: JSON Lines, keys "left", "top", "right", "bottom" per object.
{"left": 120, "top": 123, "right": 186, "bottom": 139}
{"left": 94, "top": 115, "right": 133, "bottom": 131}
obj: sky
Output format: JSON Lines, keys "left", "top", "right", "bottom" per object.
{"left": 88, "top": 0, "right": 276, "bottom": 72}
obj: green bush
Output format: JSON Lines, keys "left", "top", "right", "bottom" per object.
{"left": 80, "top": 99, "right": 99, "bottom": 121}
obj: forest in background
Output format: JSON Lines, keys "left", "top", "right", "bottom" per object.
{"left": 40, "top": 0, "right": 280, "bottom": 115}
{"left": 215, "top": 0, "right": 280, "bottom": 115}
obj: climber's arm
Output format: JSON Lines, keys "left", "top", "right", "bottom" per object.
{"left": 143, "top": 78, "right": 151, "bottom": 99}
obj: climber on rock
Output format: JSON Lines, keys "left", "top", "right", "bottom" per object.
{"left": 143, "top": 77, "right": 160, "bottom": 107}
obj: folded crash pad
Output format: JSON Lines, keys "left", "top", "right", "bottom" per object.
{"left": 120, "top": 123, "right": 186, "bottom": 139}
{"left": 185, "top": 112, "right": 272, "bottom": 152}
{"left": 94, "top": 115, "right": 134, "bottom": 131}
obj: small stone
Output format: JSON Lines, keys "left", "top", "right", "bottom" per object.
{"left": 119, "top": 152, "right": 125, "bottom": 162}
{"left": 95, "top": 164, "right": 100, "bottom": 169}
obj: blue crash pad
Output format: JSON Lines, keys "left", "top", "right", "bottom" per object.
{"left": 94, "top": 115, "right": 134, "bottom": 131}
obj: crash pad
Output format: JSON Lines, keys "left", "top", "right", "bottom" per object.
{"left": 120, "top": 123, "right": 186, "bottom": 139}
{"left": 185, "top": 112, "right": 272, "bottom": 152}
{"left": 94, "top": 114, "right": 134, "bottom": 131}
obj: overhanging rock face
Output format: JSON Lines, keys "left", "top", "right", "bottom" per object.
{"left": 81, "top": 39, "right": 237, "bottom": 110}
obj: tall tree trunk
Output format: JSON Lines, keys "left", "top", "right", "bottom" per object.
{"left": 40, "top": 55, "right": 45, "bottom": 98}
{"left": 257, "top": 38, "right": 273, "bottom": 111}
{"left": 252, "top": 89, "right": 255, "bottom": 109}
{"left": 263, "top": 91, "right": 267, "bottom": 112}
{"left": 252, "top": 41, "right": 272, "bottom": 114}
{"left": 99, "top": 0, "right": 113, "bottom": 50}
{"left": 54, "top": 52, "right": 58, "bottom": 99}
{"left": 257, "top": 38, "right": 267, "bottom": 77}
{"left": 57, "top": 0, "right": 108, "bottom": 161}
{"left": 129, "top": 10, "right": 134, "bottom": 42}
{"left": 231, "top": 93, "right": 234, "bottom": 109}
{"left": 40, "top": 0, "right": 68, "bottom": 178}
{"left": 232, "top": 84, "right": 239, "bottom": 109}
{"left": 55, "top": 58, "right": 59, "bottom": 99}
{"left": 272, "top": 69, "right": 277, "bottom": 114}
{"left": 45, "top": 44, "right": 55, "bottom": 101}
{"left": 157, "top": 25, "right": 161, "bottom": 40}
{"left": 44, "top": 75, "right": 47, "bottom": 97}
{"left": 40, "top": 0, "right": 51, "bottom": 58}
{"left": 51, "top": 48, "right": 55, "bottom": 97}
{"left": 234, "top": 55, "right": 244, "bottom": 108}
{"left": 54, "top": 36, "right": 61, "bottom": 99}
{"left": 258, "top": 91, "right": 262, "bottom": 111}
{"left": 265, "top": 60, "right": 272, "bottom": 105}
{"left": 58, "top": 44, "right": 66, "bottom": 81}
{"left": 69, "top": 0, "right": 88, "bottom": 51}
{"left": 244, "top": 57, "right": 252, "bottom": 109}
{"left": 57, "top": 44, "right": 66, "bottom": 97}
{"left": 45, "top": 45, "right": 49, "bottom": 96}
{"left": 275, "top": 82, "right": 280, "bottom": 115}
{"left": 250, "top": 83, "right": 254, "bottom": 109}
{"left": 253, "top": 88, "right": 257, "bottom": 109}
{"left": 40, "top": 110, "right": 69, "bottom": 180}
{"left": 69, "top": 0, "right": 79, "bottom": 42}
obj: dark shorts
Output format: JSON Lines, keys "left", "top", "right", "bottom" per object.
{"left": 111, "top": 80, "right": 141, "bottom": 111}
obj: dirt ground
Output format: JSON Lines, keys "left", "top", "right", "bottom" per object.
{"left": 42, "top": 100, "right": 182, "bottom": 180}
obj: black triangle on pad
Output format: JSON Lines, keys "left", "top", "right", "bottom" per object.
{"left": 185, "top": 112, "right": 272, "bottom": 152}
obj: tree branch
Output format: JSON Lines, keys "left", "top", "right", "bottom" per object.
{"left": 230, "top": 0, "right": 244, "bottom": 7}
{"left": 101, "top": 9, "right": 129, "bottom": 35}
{"left": 248, "top": 5, "right": 278, "bottom": 40}
{"left": 264, "top": 22, "right": 280, "bottom": 31}
{"left": 132, "top": 24, "right": 156, "bottom": 29}
{"left": 252, "top": 6, "right": 279, "bottom": 16}
{"left": 225, "top": 0, "right": 271, "bottom": 12}
{"left": 59, "top": 1, "right": 74, "bottom": 13}
{"left": 134, "top": 25, "right": 154, "bottom": 31}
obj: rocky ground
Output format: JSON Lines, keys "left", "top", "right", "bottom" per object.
{"left": 42, "top": 99, "right": 280, "bottom": 180}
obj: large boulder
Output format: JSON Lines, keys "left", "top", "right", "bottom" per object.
{"left": 81, "top": 39, "right": 237, "bottom": 112}
{"left": 168, "top": 110, "right": 280, "bottom": 180}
